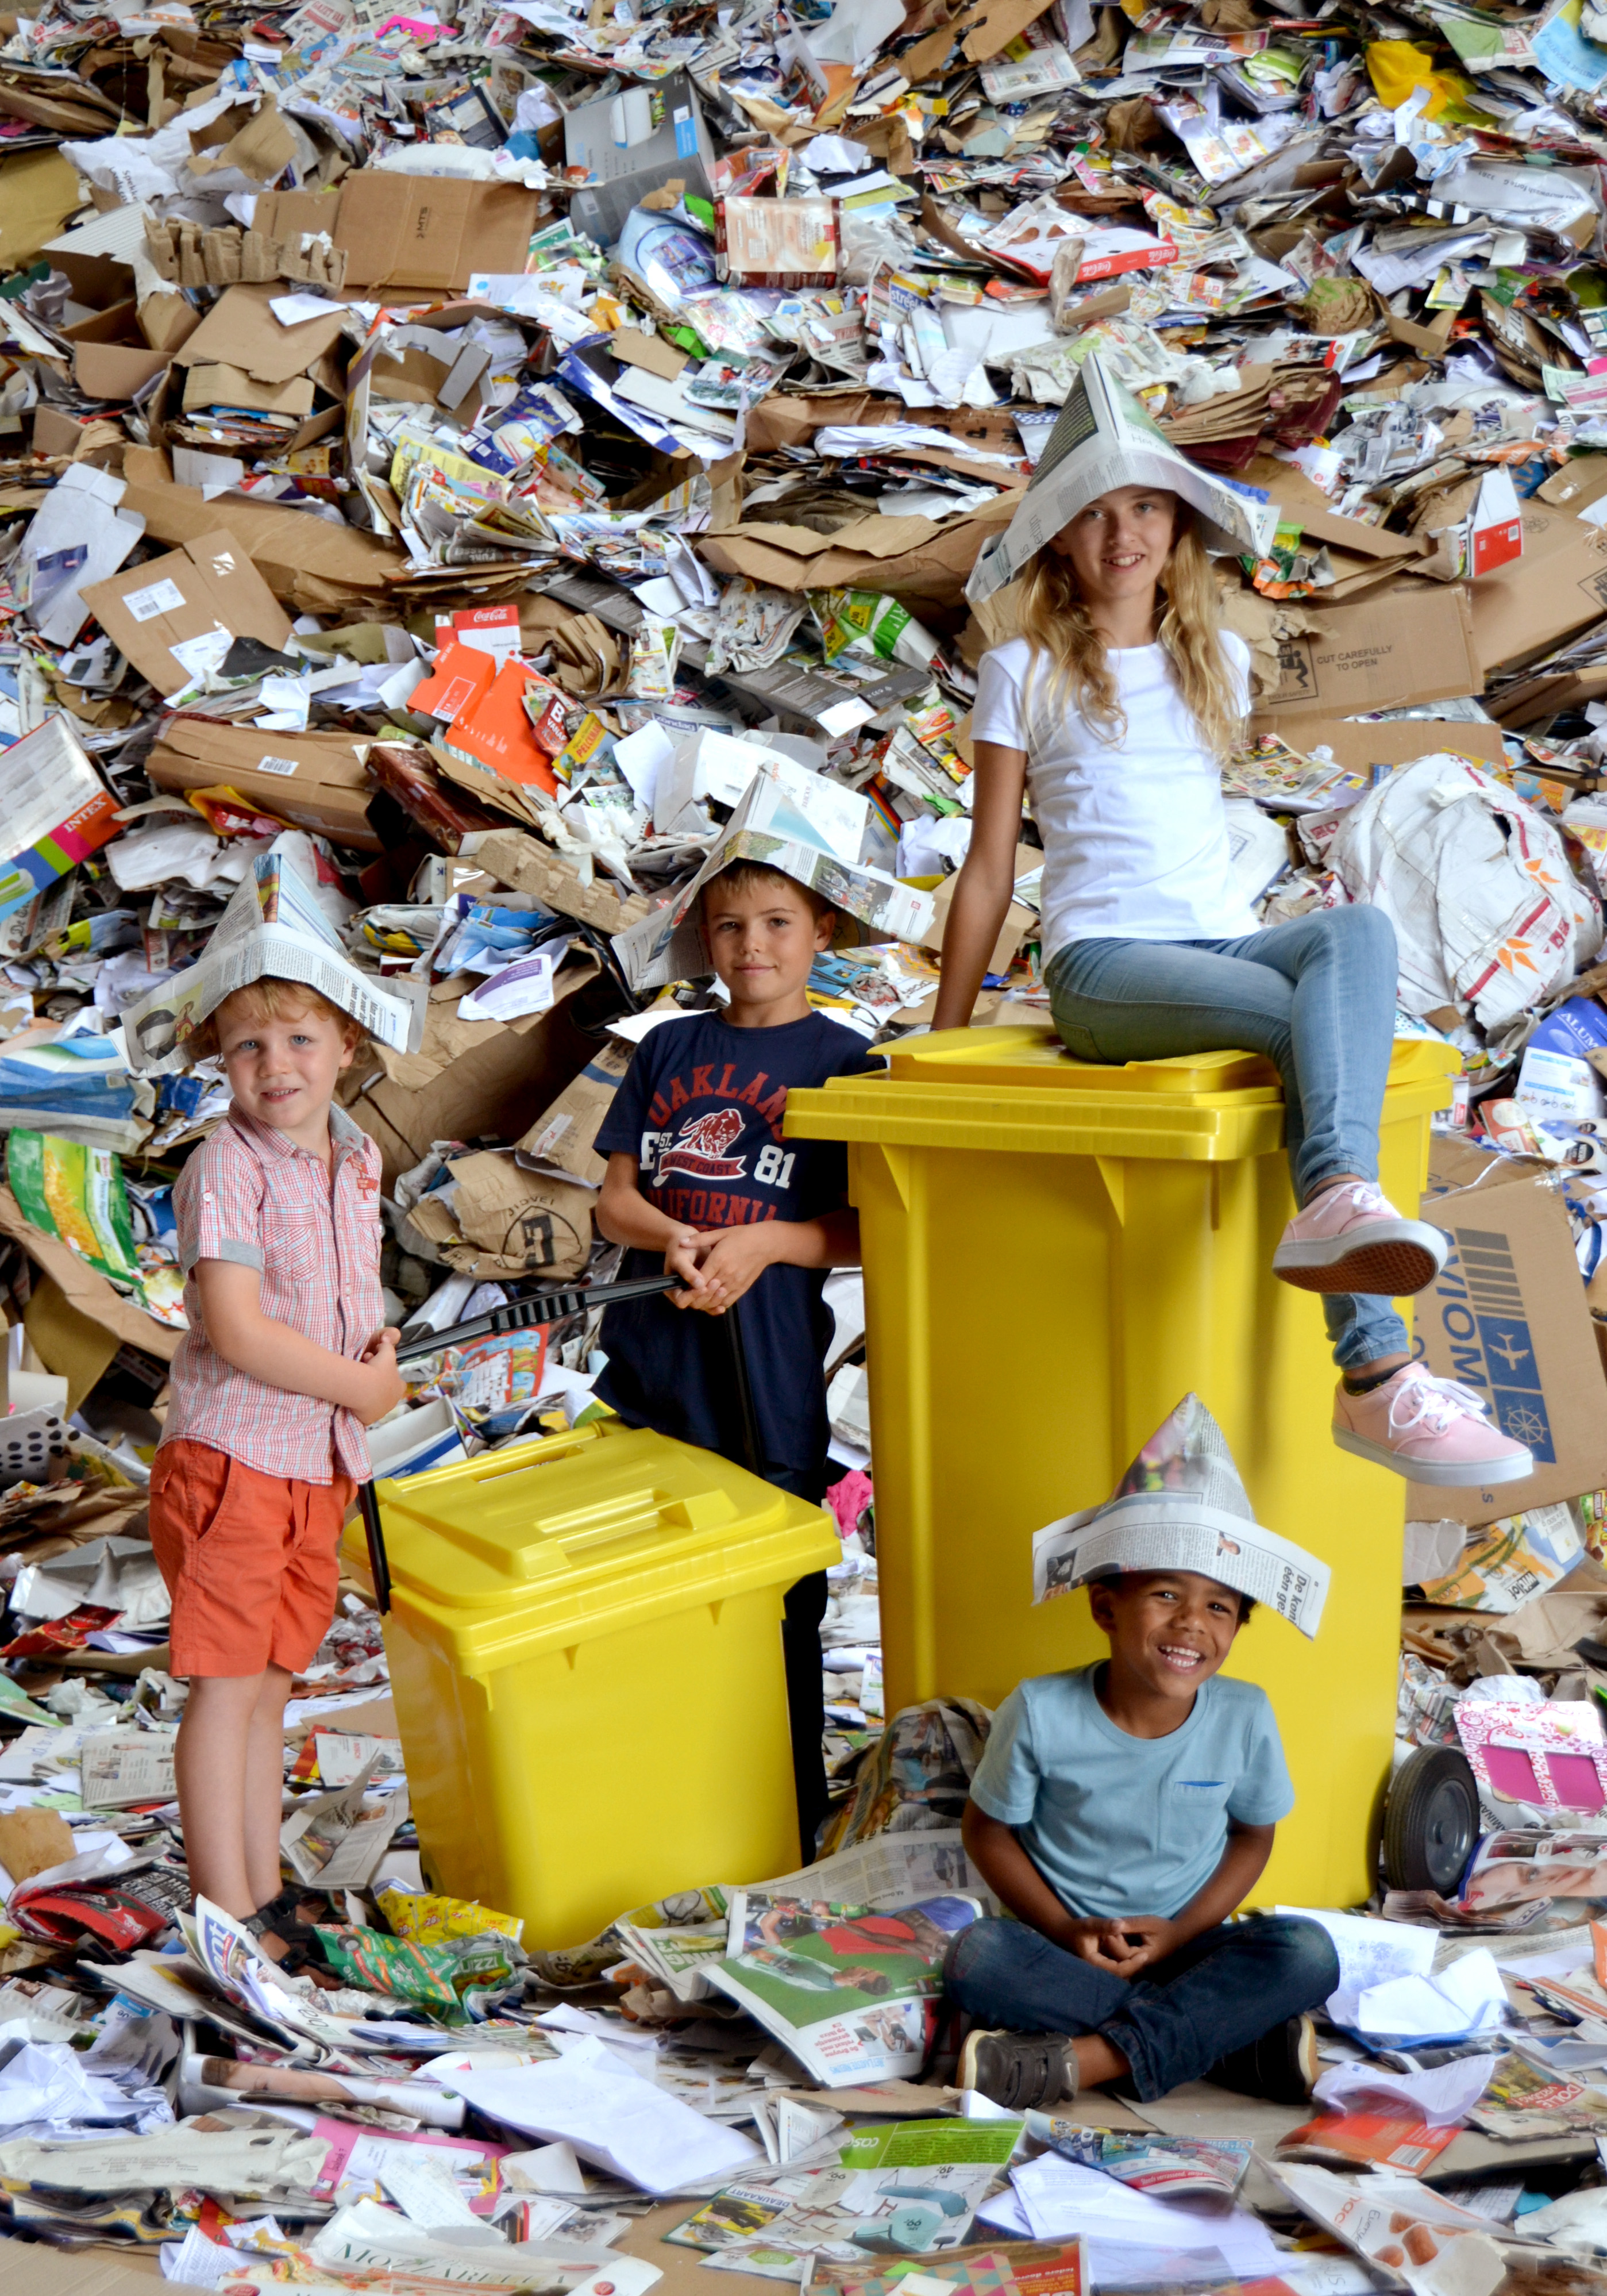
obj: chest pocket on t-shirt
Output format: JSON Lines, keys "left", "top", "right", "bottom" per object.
{"left": 1170, "top": 1779, "right": 1230, "bottom": 1812}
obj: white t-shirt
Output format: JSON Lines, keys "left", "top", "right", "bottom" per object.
{"left": 972, "top": 632, "right": 1258, "bottom": 964}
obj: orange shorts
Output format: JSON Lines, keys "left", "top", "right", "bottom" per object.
{"left": 149, "top": 1440, "right": 355, "bottom": 1679}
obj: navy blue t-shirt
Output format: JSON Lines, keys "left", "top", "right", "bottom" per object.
{"left": 594, "top": 1009, "right": 880, "bottom": 1474}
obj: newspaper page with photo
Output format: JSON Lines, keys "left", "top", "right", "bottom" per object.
{"left": 706, "top": 1896, "right": 980, "bottom": 2087}
{"left": 673, "top": 2118, "right": 1024, "bottom": 2283}
{"left": 122, "top": 846, "right": 421, "bottom": 1074}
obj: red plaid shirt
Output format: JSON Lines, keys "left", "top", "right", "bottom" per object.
{"left": 161, "top": 1104, "right": 385, "bottom": 1484}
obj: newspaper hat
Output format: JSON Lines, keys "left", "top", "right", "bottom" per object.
{"left": 966, "top": 355, "right": 1276, "bottom": 605}
{"left": 612, "top": 756, "right": 935, "bottom": 994}
{"left": 121, "top": 846, "right": 422, "bottom": 1076}
{"left": 1030, "top": 1394, "right": 1329, "bottom": 1637}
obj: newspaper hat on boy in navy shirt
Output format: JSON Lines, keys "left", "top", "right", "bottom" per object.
{"left": 1030, "top": 1394, "right": 1330, "bottom": 1639}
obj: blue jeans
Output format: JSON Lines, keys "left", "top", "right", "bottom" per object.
{"left": 1045, "top": 906, "right": 1408, "bottom": 1372}
{"left": 945, "top": 1914, "right": 1339, "bottom": 2102}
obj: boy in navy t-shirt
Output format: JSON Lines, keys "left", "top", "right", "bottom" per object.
{"left": 595, "top": 859, "right": 880, "bottom": 1850}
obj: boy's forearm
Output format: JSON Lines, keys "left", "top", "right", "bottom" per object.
{"left": 760, "top": 1209, "right": 860, "bottom": 1271}
{"left": 962, "top": 1802, "right": 1080, "bottom": 1948}
{"left": 1166, "top": 1824, "right": 1275, "bottom": 1946}
{"left": 596, "top": 1186, "right": 689, "bottom": 1253}
{"left": 211, "top": 1309, "right": 373, "bottom": 1412}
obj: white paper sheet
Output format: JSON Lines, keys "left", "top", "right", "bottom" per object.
{"left": 1312, "top": 2052, "right": 1498, "bottom": 2128}
{"left": 1005, "top": 2154, "right": 1283, "bottom": 2278}
{"left": 445, "top": 2036, "right": 760, "bottom": 2195}
{"left": 1275, "top": 1906, "right": 1438, "bottom": 2024}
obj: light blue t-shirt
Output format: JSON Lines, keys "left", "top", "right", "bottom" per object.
{"left": 969, "top": 1664, "right": 1294, "bottom": 1923}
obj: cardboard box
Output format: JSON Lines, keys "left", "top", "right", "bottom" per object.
{"left": 1408, "top": 1136, "right": 1607, "bottom": 1522}
{"left": 144, "top": 719, "right": 380, "bottom": 851}
{"left": 564, "top": 72, "right": 716, "bottom": 249}
{"left": 82, "top": 531, "right": 291, "bottom": 694}
{"left": 348, "top": 958, "right": 603, "bottom": 1190}
{"left": 1258, "top": 584, "right": 1483, "bottom": 717}
{"left": 1245, "top": 716, "right": 1510, "bottom": 772}
{"left": 1470, "top": 499, "right": 1607, "bottom": 674}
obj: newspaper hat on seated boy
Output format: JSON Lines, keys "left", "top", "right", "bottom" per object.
{"left": 1031, "top": 1394, "right": 1329, "bottom": 1637}
{"left": 121, "top": 839, "right": 422, "bottom": 1076}
{"left": 966, "top": 355, "right": 1278, "bottom": 607}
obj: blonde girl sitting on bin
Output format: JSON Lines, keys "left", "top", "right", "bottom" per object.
{"left": 934, "top": 356, "right": 1529, "bottom": 1491}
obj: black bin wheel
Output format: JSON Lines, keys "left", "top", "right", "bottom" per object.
{"left": 1382, "top": 1745, "right": 1481, "bottom": 1893}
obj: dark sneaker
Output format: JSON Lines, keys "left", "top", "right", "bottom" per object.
{"left": 1207, "top": 2012, "right": 1320, "bottom": 2106}
{"left": 957, "top": 2028, "right": 1078, "bottom": 2110}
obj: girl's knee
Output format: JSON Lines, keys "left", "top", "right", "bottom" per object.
{"left": 1335, "top": 902, "right": 1396, "bottom": 961}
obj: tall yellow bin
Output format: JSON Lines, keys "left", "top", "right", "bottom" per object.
{"left": 342, "top": 1422, "right": 840, "bottom": 1947}
{"left": 785, "top": 1028, "right": 1457, "bottom": 1910}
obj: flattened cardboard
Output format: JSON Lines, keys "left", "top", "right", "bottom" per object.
{"left": 182, "top": 362, "right": 315, "bottom": 418}
{"left": 1408, "top": 1137, "right": 1607, "bottom": 1522}
{"left": 71, "top": 340, "right": 169, "bottom": 402}
{"left": 1257, "top": 584, "right": 1482, "bottom": 716}
{"left": 116, "top": 449, "right": 403, "bottom": 615}
{"left": 0, "top": 2233, "right": 168, "bottom": 2291}
{"left": 1246, "top": 716, "right": 1510, "bottom": 771}
{"left": 144, "top": 719, "right": 380, "bottom": 851}
{"left": 1470, "top": 499, "right": 1607, "bottom": 673}
{"left": 0, "top": 146, "right": 83, "bottom": 270}
{"left": 82, "top": 530, "right": 292, "bottom": 692}
{"left": 326, "top": 174, "right": 541, "bottom": 291}
{"left": 174, "top": 281, "right": 349, "bottom": 386}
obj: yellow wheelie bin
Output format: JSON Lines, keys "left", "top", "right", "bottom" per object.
{"left": 342, "top": 1420, "right": 839, "bottom": 1949}
{"left": 784, "top": 1026, "right": 1457, "bottom": 1910}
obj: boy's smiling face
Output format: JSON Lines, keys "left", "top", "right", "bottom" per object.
{"left": 1088, "top": 1569, "right": 1245, "bottom": 1714}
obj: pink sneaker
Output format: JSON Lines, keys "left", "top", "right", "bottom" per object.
{"left": 1332, "top": 1364, "right": 1533, "bottom": 1487}
{"left": 1273, "top": 1180, "right": 1446, "bottom": 1298}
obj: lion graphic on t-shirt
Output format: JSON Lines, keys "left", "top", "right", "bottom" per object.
{"left": 657, "top": 1106, "right": 747, "bottom": 1181}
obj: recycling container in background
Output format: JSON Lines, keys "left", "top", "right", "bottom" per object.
{"left": 342, "top": 1421, "right": 840, "bottom": 1947}
{"left": 786, "top": 1026, "right": 1457, "bottom": 1910}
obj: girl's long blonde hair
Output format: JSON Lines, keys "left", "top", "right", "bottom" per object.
{"left": 1015, "top": 511, "right": 1242, "bottom": 762}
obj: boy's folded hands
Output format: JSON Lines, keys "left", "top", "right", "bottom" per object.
{"left": 1066, "top": 1913, "right": 1184, "bottom": 1976}
{"left": 665, "top": 1225, "right": 781, "bottom": 1314}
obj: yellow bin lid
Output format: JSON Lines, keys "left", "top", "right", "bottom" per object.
{"left": 786, "top": 1024, "right": 1457, "bottom": 1161}
{"left": 354, "top": 1424, "right": 840, "bottom": 1667}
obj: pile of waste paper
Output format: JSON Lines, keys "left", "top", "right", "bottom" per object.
{"left": 8, "top": 0, "right": 1607, "bottom": 2286}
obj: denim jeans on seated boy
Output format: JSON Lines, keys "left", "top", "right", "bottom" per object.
{"left": 944, "top": 1913, "right": 1339, "bottom": 2101}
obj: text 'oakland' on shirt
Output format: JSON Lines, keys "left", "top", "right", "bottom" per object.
{"left": 594, "top": 1007, "right": 880, "bottom": 1475}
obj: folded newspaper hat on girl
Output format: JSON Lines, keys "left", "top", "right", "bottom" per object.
{"left": 1030, "top": 1393, "right": 1329, "bottom": 1637}
{"left": 966, "top": 355, "right": 1278, "bottom": 607}
{"left": 121, "top": 847, "right": 422, "bottom": 1075}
